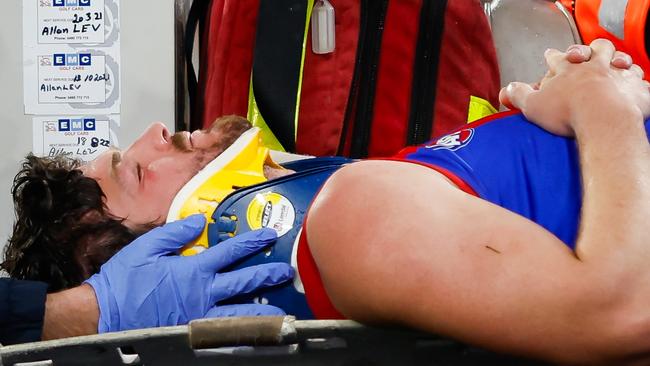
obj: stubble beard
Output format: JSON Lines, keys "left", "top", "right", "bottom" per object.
{"left": 207, "top": 115, "right": 253, "bottom": 155}
{"left": 177, "top": 115, "right": 253, "bottom": 177}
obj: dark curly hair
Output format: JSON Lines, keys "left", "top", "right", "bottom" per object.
{"left": 1, "top": 154, "right": 143, "bottom": 292}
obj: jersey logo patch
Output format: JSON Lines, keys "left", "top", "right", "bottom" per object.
{"left": 426, "top": 128, "right": 475, "bottom": 151}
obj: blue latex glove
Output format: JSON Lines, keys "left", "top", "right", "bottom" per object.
{"left": 85, "top": 214, "right": 294, "bottom": 333}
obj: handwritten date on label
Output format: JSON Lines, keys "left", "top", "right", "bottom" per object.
{"left": 73, "top": 73, "right": 110, "bottom": 82}
{"left": 77, "top": 136, "right": 109, "bottom": 147}
{"left": 72, "top": 12, "right": 103, "bottom": 24}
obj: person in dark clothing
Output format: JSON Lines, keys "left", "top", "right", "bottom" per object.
{"left": 0, "top": 279, "right": 47, "bottom": 345}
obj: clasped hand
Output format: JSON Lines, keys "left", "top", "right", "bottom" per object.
{"left": 500, "top": 39, "right": 650, "bottom": 136}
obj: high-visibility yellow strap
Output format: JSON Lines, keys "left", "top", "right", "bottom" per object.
{"left": 247, "top": 78, "right": 286, "bottom": 151}
{"left": 295, "top": 0, "right": 315, "bottom": 140}
{"left": 467, "top": 95, "right": 498, "bottom": 123}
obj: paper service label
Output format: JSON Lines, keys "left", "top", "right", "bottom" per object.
{"left": 38, "top": 0, "right": 106, "bottom": 44}
{"left": 38, "top": 53, "right": 107, "bottom": 103}
{"left": 33, "top": 116, "right": 117, "bottom": 162}
{"left": 24, "top": 0, "right": 121, "bottom": 115}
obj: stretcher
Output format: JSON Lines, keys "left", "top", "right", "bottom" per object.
{"left": 0, "top": 317, "right": 542, "bottom": 365}
{"left": 0, "top": 1, "right": 604, "bottom": 365}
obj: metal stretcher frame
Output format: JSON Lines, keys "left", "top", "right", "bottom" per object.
{"left": 485, "top": 0, "right": 582, "bottom": 87}
{"left": 0, "top": 317, "right": 541, "bottom": 366}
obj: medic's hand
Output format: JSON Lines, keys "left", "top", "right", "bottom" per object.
{"left": 500, "top": 39, "right": 650, "bottom": 136}
{"left": 85, "top": 214, "right": 294, "bottom": 333}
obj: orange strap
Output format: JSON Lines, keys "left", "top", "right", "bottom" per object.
{"left": 573, "top": 0, "right": 650, "bottom": 80}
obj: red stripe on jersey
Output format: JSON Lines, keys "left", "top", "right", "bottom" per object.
{"left": 297, "top": 213, "right": 345, "bottom": 319}
{"left": 460, "top": 110, "right": 520, "bottom": 131}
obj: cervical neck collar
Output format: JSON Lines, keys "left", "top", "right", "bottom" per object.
{"left": 167, "top": 130, "right": 353, "bottom": 317}
{"left": 207, "top": 156, "right": 353, "bottom": 319}
{"left": 166, "top": 127, "right": 281, "bottom": 254}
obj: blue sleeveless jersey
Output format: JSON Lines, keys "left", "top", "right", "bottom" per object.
{"left": 399, "top": 112, "right": 650, "bottom": 249}
{"left": 211, "top": 112, "right": 650, "bottom": 319}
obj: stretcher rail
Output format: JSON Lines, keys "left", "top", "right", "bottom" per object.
{"left": 0, "top": 317, "right": 543, "bottom": 366}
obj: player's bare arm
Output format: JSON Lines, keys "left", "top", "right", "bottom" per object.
{"left": 307, "top": 39, "right": 650, "bottom": 364}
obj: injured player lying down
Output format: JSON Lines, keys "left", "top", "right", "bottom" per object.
{"left": 5, "top": 40, "right": 650, "bottom": 364}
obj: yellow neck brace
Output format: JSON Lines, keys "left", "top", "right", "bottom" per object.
{"left": 166, "top": 127, "right": 281, "bottom": 254}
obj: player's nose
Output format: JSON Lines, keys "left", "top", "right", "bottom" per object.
{"left": 136, "top": 122, "right": 172, "bottom": 150}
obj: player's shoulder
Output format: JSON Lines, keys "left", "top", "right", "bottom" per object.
{"left": 318, "top": 160, "right": 457, "bottom": 198}
{"left": 307, "top": 160, "right": 461, "bottom": 235}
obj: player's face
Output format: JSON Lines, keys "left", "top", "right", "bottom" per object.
{"left": 82, "top": 117, "right": 251, "bottom": 228}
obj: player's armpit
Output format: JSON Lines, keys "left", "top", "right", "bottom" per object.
{"left": 306, "top": 160, "right": 649, "bottom": 365}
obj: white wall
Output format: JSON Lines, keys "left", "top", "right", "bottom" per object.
{"left": 0, "top": 0, "right": 176, "bottom": 259}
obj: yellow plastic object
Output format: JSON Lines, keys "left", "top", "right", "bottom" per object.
{"left": 166, "top": 128, "right": 278, "bottom": 255}
{"left": 247, "top": 81, "right": 286, "bottom": 152}
{"left": 467, "top": 95, "right": 498, "bottom": 123}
